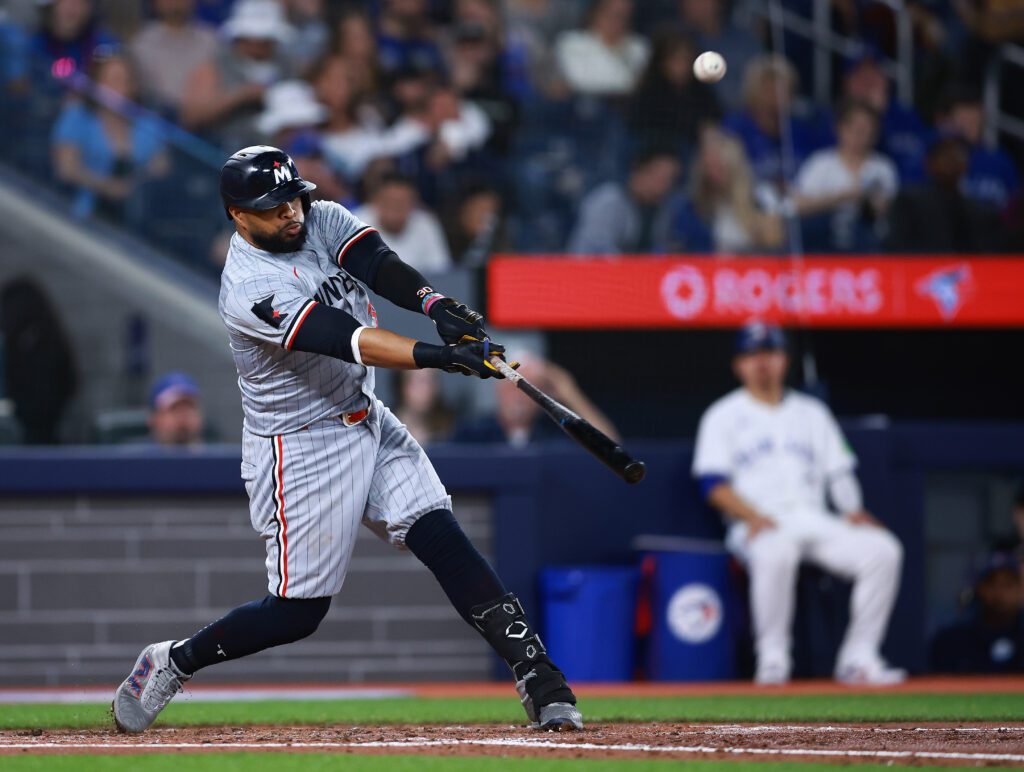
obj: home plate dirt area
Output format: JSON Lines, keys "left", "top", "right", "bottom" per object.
{"left": 4, "top": 723, "right": 1024, "bottom": 765}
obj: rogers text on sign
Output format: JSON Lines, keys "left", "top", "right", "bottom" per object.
{"left": 709, "top": 267, "right": 884, "bottom": 317}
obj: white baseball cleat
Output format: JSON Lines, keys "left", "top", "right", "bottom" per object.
{"left": 112, "top": 640, "right": 190, "bottom": 733}
{"left": 754, "top": 661, "right": 791, "bottom": 686}
{"left": 835, "top": 659, "right": 907, "bottom": 686}
{"left": 535, "top": 702, "right": 584, "bottom": 731}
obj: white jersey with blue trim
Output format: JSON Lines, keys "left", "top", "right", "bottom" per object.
{"left": 692, "top": 388, "right": 857, "bottom": 518}
{"left": 219, "top": 200, "right": 381, "bottom": 437}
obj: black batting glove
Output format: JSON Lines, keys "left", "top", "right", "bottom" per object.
{"left": 414, "top": 338, "right": 507, "bottom": 379}
{"left": 427, "top": 297, "right": 489, "bottom": 345}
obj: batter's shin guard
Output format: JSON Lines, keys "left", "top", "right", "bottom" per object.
{"left": 470, "top": 592, "right": 576, "bottom": 722}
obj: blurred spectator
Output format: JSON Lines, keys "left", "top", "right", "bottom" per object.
{"left": 991, "top": 482, "right": 1024, "bottom": 563}
{"left": 128, "top": 0, "right": 219, "bottom": 115}
{"left": 385, "top": 71, "right": 492, "bottom": 205}
{"left": 0, "top": 277, "right": 78, "bottom": 445}
{"left": 930, "top": 553, "right": 1024, "bottom": 673}
{"left": 329, "top": 7, "right": 380, "bottom": 96}
{"left": 567, "top": 147, "right": 680, "bottom": 254}
{"left": 1, "top": 9, "right": 32, "bottom": 93}
{"left": 955, "top": 0, "right": 1024, "bottom": 83}
{"left": 445, "top": 9, "right": 519, "bottom": 155}
{"left": 147, "top": 371, "right": 204, "bottom": 447}
{"left": 444, "top": 179, "right": 508, "bottom": 266}
{"left": 794, "top": 99, "right": 898, "bottom": 251}
{"left": 51, "top": 54, "right": 169, "bottom": 221}
{"left": 677, "top": 0, "right": 762, "bottom": 111}
{"left": 504, "top": 0, "right": 582, "bottom": 99}
{"left": 629, "top": 30, "right": 720, "bottom": 153}
{"left": 452, "top": 354, "right": 619, "bottom": 446}
{"left": 840, "top": 52, "right": 932, "bottom": 185}
{"left": 938, "top": 85, "right": 1021, "bottom": 212}
{"left": 30, "top": 0, "right": 119, "bottom": 82}
{"left": 251, "top": 78, "right": 349, "bottom": 205}
{"left": 673, "top": 127, "right": 783, "bottom": 253}
{"left": 392, "top": 368, "right": 454, "bottom": 446}
{"left": 693, "top": 321, "right": 904, "bottom": 685}
{"left": 179, "top": 0, "right": 294, "bottom": 149}
{"left": 312, "top": 55, "right": 393, "bottom": 181}
{"left": 555, "top": 0, "right": 650, "bottom": 97}
{"left": 722, "top": 54, "right": 826, "bottom": 191}
{"left": 376, "top": 0, "right": 444, "bottom": 77}
{"left": 354, "top": 172, "right": 453, "bottom": 273}
{"left": 282, "top": 0, "right": 329, "bottom": 76}
{"left": 255, "top": 79, "right": 327, "bottom": 143}
{"left": 884, "top": 136, "right": 1002, "bottom": 252}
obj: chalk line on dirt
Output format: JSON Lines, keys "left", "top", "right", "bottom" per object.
{"left": 3, "top": 737, "right": 1024, "bottom": 763}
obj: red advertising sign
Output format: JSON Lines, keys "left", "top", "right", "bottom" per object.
{"left": 488, "top": 256, "right": 1024, "bottom": 329}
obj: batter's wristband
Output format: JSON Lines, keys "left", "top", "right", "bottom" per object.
{"left": 421, "top": 292, "right": 445, "bottom": 315}
{"left": 413, "top": 342, "right": 449, "bottom": 370}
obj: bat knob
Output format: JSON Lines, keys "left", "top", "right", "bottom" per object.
{"left": 623, "top": 461, "right": 646, "bottom": 485}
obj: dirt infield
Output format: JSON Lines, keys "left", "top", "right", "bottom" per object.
{"left": 4, "top": 722, "right": 1024, "bottom": 765}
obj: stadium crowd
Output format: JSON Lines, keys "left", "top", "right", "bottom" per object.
{"left": 1, "top": 0, "right": 1023, "bottom": 264}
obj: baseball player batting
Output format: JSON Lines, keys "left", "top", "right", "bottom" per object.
{"left": 692, "top": 321, "right": 904, "bottom": 685}
{"left": 112, "top": 146, "right": 582, "bottom": 733}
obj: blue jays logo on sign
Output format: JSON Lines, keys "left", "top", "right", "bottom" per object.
{"left": 915, "top": 264, "right": 971, "bottom": 320}
{"left": 667, "top": 583, "right": 722, "bottom": 644}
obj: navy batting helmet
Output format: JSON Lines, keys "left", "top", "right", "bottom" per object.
{"left": 220, "top": 145, "right": 317, "bottom": 221}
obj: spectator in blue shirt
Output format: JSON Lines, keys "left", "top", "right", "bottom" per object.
{"left": 0, "top": 12, "right": 31, "bottom": 90}
{"left": 938, "top": 85, "right": 1021, "bottom": 213}
{"left": 376, "top": 0, "right": 445, "bottom": 79}
{"left": 722, "top": 54, "right": 827, "bottom": 193}
{"left": 840, "top": 52, "right": 933, "bottom": 185}
{"left": 51, "top": 55, "right": 168, "bottom": 221}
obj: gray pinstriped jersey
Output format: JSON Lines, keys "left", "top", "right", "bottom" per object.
{"left": 219, "top": 201, "right": 381, "bottom": 437}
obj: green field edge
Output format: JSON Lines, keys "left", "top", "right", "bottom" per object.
{"left": 0, "top": 756, "right": 995, "bottom": 772}
{"left": 2, "top": 693, "right": 1024, "bottom": 730}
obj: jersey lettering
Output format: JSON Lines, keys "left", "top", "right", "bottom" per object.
{"left": 313, "top": 272, "right": 358, "bottom": 307}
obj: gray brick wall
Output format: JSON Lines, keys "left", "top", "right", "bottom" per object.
{"left": 0, "top": 494, "right": 495, "bottom": 685}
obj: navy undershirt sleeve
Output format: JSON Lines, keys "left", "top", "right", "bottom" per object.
{"left": 288, "top": 303, "right": 362, "bottom": 362}
{"left": 337, "top": 228, "right": 433, "bottom": 314}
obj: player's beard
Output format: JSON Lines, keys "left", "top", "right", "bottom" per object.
{"left": 251, "top": 222, "right": 309, "bottom": 253}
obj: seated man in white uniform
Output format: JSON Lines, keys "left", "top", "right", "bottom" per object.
{"left": 692, "top": 321, "right": 904, "bottom": 685}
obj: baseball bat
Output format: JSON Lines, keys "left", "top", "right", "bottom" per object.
{"left": 489, "top": 356, "right": 646, "bottom": 485}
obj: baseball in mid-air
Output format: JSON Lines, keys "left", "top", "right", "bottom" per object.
{"left": 693, "top": 51, "right": 727, "bottom": 83}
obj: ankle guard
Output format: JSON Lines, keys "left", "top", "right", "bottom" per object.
{"left": 470, "top": 593, "right": 576, "bottom": 718}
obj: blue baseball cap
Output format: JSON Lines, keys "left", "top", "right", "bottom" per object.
{"left": 149, "top": 372, "right": 201, "bottom": 410}
{"left": 735, "top": 321, "right": 787, "bottom": 355}
{"left": 976, "top": 552, "right": 1020, "bottom": 584}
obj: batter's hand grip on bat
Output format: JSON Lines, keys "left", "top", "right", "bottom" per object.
{"left": 489, "top": 356, "right": 647, "bottom": 485}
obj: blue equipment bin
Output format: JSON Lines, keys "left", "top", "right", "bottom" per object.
{"left": 539, "top": 566, "right": 638, "bottom": 682}
{"left": 646, "top": 548, "right": 736, "bottom": 681}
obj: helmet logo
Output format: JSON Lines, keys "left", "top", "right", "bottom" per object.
{"left": 273, "top": 164, "right": 293, "bottom": 185}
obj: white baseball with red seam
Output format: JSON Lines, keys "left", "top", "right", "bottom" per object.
{"left": 693, "top": 51, "right": 726, "bottom": 83}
